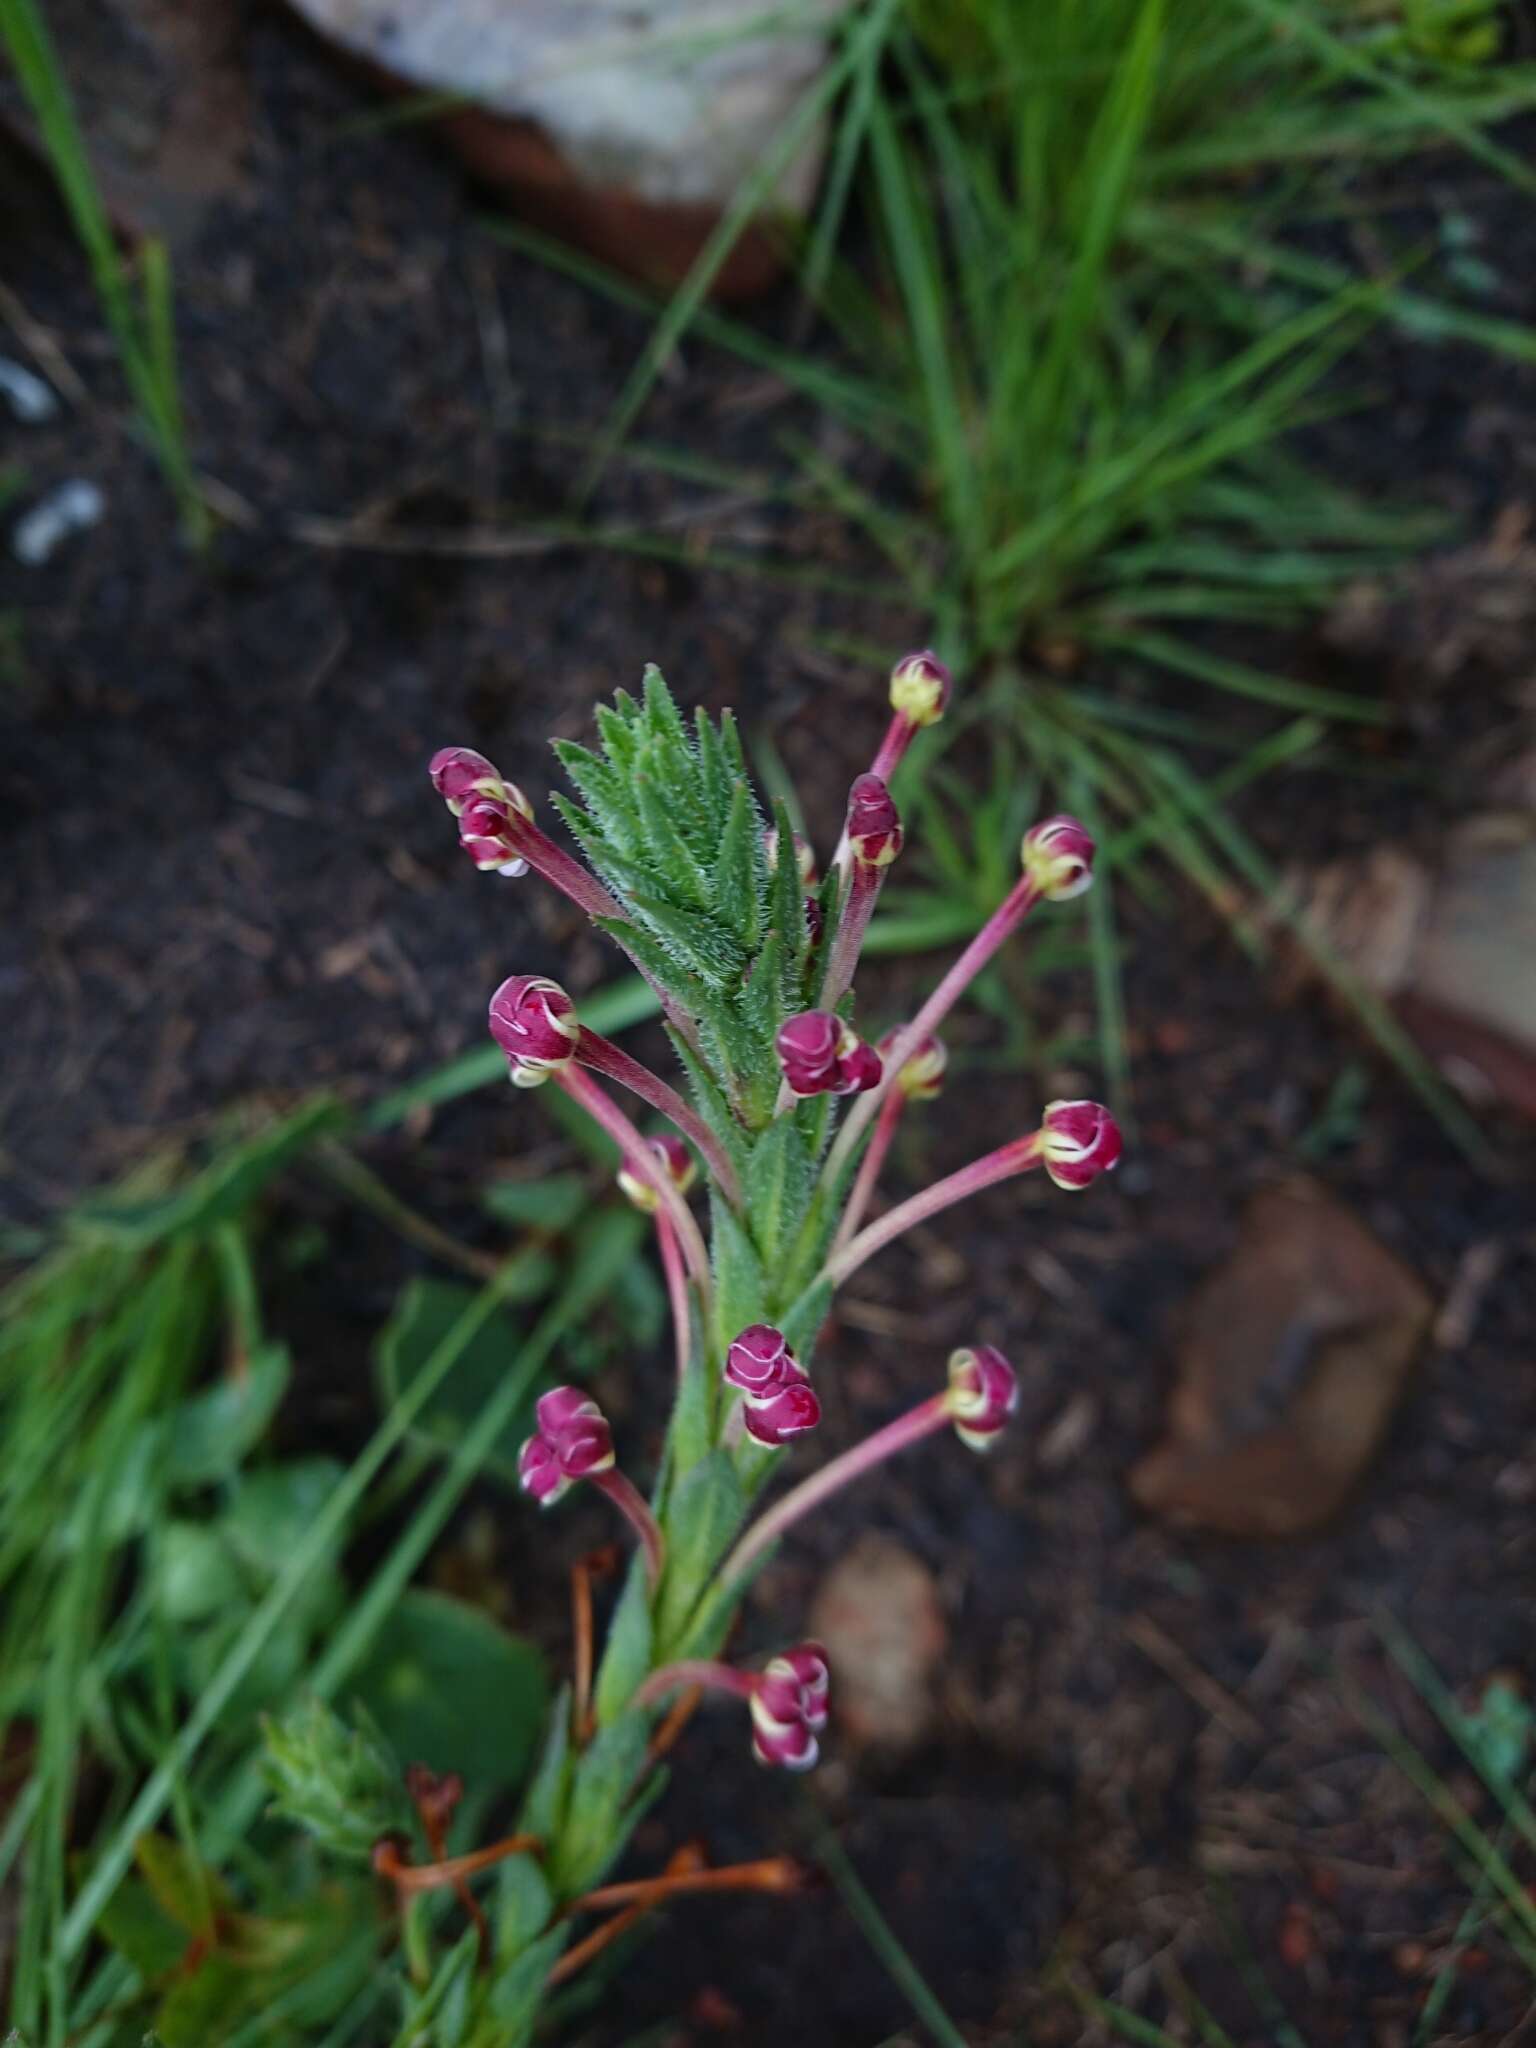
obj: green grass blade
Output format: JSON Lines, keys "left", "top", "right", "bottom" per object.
{"left": 813, "top": 1820, "right": 974, "bottom": 2048}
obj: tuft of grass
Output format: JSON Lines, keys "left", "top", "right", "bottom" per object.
{"left": 0, "top": 0, "right": 208, "bottom": 544}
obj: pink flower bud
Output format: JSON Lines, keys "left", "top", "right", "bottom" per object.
{"left": 878, "top": 1029, "right": 948, "bottom": 1101}
{"left": 777, "top": 1013, "right": 883, "bottom": 1098}
{"left": 724, "top": 1324, "right": 792, "bottom": 1394}
{"left": 616, "top": 1133, "right": 697, "bottom": 1212}
{"left": 488, "top": 974, "right": 581, "bottom": 1088}
{"left": 430, "top": 747, "right": 505, "bottom": 813}
{"left": 831, "top": 1036, "right": 883, "bottom": 1096}
{"left": 846, "top": 774, "right": 904, "bottom": 869}
{"left": 742, "top": 1368, "right": 822, "bottom": 1448}
{"left": 764, "top": 828, "right": 818, "bottom": 888}
{"left": 1039, "top": 1099, "right": 1122, "bottom": 1190}
{"left": 518, "top": 1386, "right": 616, "bottom": 1506}
{"left": 945, "top": 1344, "right": 1019, "bottom": 1452}
{"left": 888, "top": 650, "right": 952, "bottom": 729}
{"left": 749, "top": 1644, "right": 830, "bottom": 1769}
{"left": 1020, "top": 814, "right": 1095, "bottom": 902}
{"left": 459, "top": 796, "right": 530, "bottom": 877}
{"left": 776, "top": 1011, "right": 842, "bottom": 1095}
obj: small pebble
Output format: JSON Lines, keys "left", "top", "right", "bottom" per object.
{"left": 11, "top": 479, "right": 105, "bottom": 566}
{"left": 0, "top": 357, "right": 58, "bottom": 423}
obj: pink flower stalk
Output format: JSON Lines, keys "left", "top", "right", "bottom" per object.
{"left": 776, "top": 1012, "right": 883, "bottom": 1100}
{"left": 820, "top": 1100, "right": 1121, "bottom": 1289}
{"left": 538, "top": 1058, "right": 713, "bottom": 1296}
{"left": 831, "top": 1030, "right": 948, "bottom": 1255}
{"left": 618, "top": 1137, "right": 697, "bottom": 1385}
{"left": 819, "top": 776, "right": 903, "bottom": 1013}
{"left": 720, "top": 1347, "right": 1019, "bottom": 1589}
{"left": 723, "top": 1325, "right": 822, "bottom": 1448}
{"left": 818, "top": 812, "right": 1096, "bottom": 1190}
{"left": 1039, "top": 1098, "right": 1123, "bottom": 1189}
{"left": 636, "top": 1645, "right": 830, "bottom": 1771}
{"left": 869, "top": 650, "right": 953, "bottom": 783}
{"left": 519, "top": 1387, "right": 665, "bottom": 1581}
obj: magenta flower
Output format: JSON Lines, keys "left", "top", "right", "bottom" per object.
{"left": 749, "top": 1645, "right": 831, "bottom": 1769}
{"left": 617, "top": 1133, "right": 697, "bottom": 1212}
{"left": 1021, "top": 814, "right": 1096, "bottom": 902}
{"left": 488, "top": 974, "right": 581, "bottom": 1087}
{"left": 946, "top": 1345, "right": 1019, "bottom": 1451}
{"left": 776, "top": 1012, "right": 883, "bottom": 1099}
{"left": 845, "top": 774, "right": 904, "bottom": 870}
{"left": 459, "top": 796, "right": 532, "bottom": 877}
{"left": 742, "top": 1367, "right": 822, "bottom": 1448}
{"left": 1039, "top": 1098, "right": 1122, "bottom": 1189}
{"left": 637, "top": 1645, "right": 832, "bottom": 1772}
{"left": 518, "top": 1385, "right": 664, "bottom": 1579}
{"left": 724, "top": 1324, "right": 792, "bottom": 1394}
{"left": 518, "top": 1387, "right": 615, "bottom": 1507}
{"left": 429, "top": 746, "right": 524, "bottom": 815}
{"left": 723, "top": 1325, "right": 821, "bottom": 1447}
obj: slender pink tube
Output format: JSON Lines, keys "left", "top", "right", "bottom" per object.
{"left": 656, "top": 1215, "right": 692, "bottom": 1387}
{"left": 821, "top": 1135, "right": 1042, "bottom": 1289}
{"left": 635, "top": 1660, "right": 756, "bottom": 1709}
{"left": 820, "top": 874, "right": 1039, "bottom": 1191}
{"left": 719, "top": 1395, "right": 951, "bottom": 1589}
{"left": 556, "top": 1067, "right": 712, "bottom": 1299}
{"left": 578, "top": 1030, "right": 740, "bottom": 1207}
{"left": 829, "top": 1085, "right": 907, "bottom": 1257}
{"left": 592, "top": 1470, "right": 666, "bottom": 1585}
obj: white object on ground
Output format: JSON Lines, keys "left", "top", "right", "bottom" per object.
{"left": 11, "top": 480, "right": 106, "bottom": 567}
{"left": 286, "top": 0, "right": 847, "bottom": 210}
{"left": 0, "top": 358, "right": 59, "bottom": 424}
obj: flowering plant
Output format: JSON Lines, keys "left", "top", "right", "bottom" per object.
{"left": 271, "top": 656, "right": 1120, "bottom": 2038}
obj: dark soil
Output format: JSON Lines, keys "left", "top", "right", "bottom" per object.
{"left": 3, "top": 6, "right": 1535, "bottom": 2043}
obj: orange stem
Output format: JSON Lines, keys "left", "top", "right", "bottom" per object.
{"left": 645, "top": 1684, "right": 702, "bottom": 1767}
{"left": 566, "top": 1857, "right": 808, "bottom": 1916}
{"left": 545, "top": 1845, "right": 705, "bottom": 1989}
{"left": 374, "top": 1832, "right": 542, "bottom": 1896}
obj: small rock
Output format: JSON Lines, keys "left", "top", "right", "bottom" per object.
{"left": 11, "top": 480, "right": 106, "bottom": 567}
{"left": 1130, "top": 1176, "right": 1433, "bottom": 1537}
{"left": 808, "top": 1533, "right": 947, "bottom": 1752}
{"left": 1293, "top": 816, "right": 1536, "bottom": 1118}
{"left": 285, "top": 0, "right": 847, "bottom": 298}
{"left": 0, "top": 358, "right": 58, "bottom": 423}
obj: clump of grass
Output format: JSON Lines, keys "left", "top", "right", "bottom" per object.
{"left": 0, "top": 0, "right": 208, "bottom": 545}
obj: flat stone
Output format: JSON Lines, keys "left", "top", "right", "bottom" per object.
{"left": 285, "top": 0, "right": 847, "bottom": 294}
{"left": 808, "top": 1533, "right": 947, "bottom": 1751}
{"left": 1130, "top": 1177, "right": 1433, "bottom": 1538}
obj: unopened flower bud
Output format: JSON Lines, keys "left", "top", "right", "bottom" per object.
{"left": 765, "top": 828, "right": 818, "bottom": 888}
{"left": 945, "top": 1344, "right": 1019, "bottom": 1451}
{"left": 617, "top": 1134, "right": 697, "bottom": 1212}
{"left": 889, "top": 650, "right": 952, "bottom": 729}
{"left": 518, "top": 1386, "right": 615, "bottom": 1507}
{"left": 1039, "top": 1099, "right": 1122, "bottom": 1190}
{"left": 879, "top": 1029, "right": 947, "bottom": 1101}
{"left": 724, "top": 1324, "right": 791, "bottom": 1394}
{"left": 750, "top": 1644, "right": 830, "bottom": 1769}
{"left": 846, "top": 774, "right": 904, "bottom": 869}
{"left": 742, "top": 1367, "right": 822, "bottom": 1448}
{"left": 459, "top": 796, "right": 530, "bottom": 877}
{"left": 776, "top": 1011, "right": 842, "bottom": 1095}
{"left": 488, "top": 974, "right": 581, "bottom": 1088}
{"left": 430, "top": 746, "right": 517, "bottom": 814}
{"left": 1020, "top": 814, "right": 1095, "bottom": 901}
{"left": 777, "top": 1012, "right": 884, "bottom": 1098}
{"left": 832, "top": 1036, "right": 883, "bottom": 1096}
